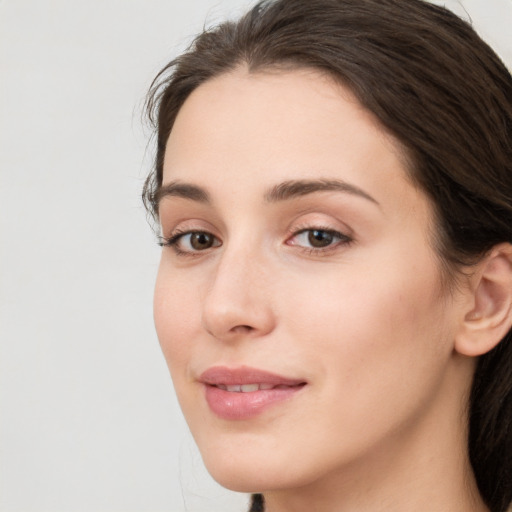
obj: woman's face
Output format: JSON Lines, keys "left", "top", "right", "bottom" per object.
{"left": 154, "top": 69, "right": 468, "bottom": 492}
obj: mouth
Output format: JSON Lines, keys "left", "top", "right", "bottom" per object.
{"left": 199, "top": 366, "right": 307, "bottom": 420}
{"left": 212, "top": 383, "right": 305, "bottom": 392}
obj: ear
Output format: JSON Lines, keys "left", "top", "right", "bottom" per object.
{"left": 455, "top": 243, "right": 512, "bottom": 357}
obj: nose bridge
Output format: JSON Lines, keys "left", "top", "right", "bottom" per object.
{"left": 201, "top": 235, "right": 275, "bottom": 340}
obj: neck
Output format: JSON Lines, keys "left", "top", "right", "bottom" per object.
{"left": 263, "top": 356, "right": 488, "bottom": 512}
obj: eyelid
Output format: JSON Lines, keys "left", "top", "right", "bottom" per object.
{"left": 286, "top": 216, "right": 353, "bottom": 239}
{"left": 284, "top": 217, "right": 354, "bottom": 255}
{"left": 159, "top": 229, "right": 222, "bottom": 253}
{"left": 287, "top": 227, "right": 351, "bottom": 245}
{"left": 159, "top": 217, "right": 219, "bottom": 244}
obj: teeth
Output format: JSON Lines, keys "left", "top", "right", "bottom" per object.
{"left": 218, "top": 383, "right": 276, "bottom": 392}
{"left": 241, "top": 384, "right": 259, "bottom": 392}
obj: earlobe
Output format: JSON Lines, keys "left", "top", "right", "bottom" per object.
{"left": 455, "top": 243, "right": 512, "bottom": 357}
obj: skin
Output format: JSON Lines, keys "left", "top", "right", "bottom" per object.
{"left": 154, "top": 68, "right": 490, "bottom": 511}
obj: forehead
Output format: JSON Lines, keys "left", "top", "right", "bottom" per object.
{"left": 162, "top": 67, "right": 418, "bottom": 211}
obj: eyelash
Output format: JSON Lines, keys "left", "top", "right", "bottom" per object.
{"left": 158, "top": 226, "right": 353, "bottom": 257}
{"left": 158, "top": 229, "right": 218, "bottom": 257}
{"left": 287, "top": 226, "right": 353, "bottom": 256}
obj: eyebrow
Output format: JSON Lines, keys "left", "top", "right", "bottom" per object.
{"left": 264, "top": 179, "right": 379, "bottom": 205}
{"left": 155, "top": 178, "right": 379, "bottom": 207}
{"left": 155, "top": 181, "right": 210, "bottom": 204}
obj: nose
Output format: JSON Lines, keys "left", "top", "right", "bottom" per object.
{"left": 201, "top": 245, "right": 276, "bottom": 342}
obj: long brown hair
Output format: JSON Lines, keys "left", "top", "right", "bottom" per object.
{"left": 143, "top": 1, "right": 512, "bottom": 510}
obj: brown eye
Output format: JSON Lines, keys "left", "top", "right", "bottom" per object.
{"left": 287, "top": 227, "right": 351, "bottom": 252}
{"left": 161, "top": 230, "right": 221, "bottom": 254}
{"left": 307, "top": 230, "right": 334, "bottom": 248}
{"left": 189, "top": 232, "right": 216, "bottom": 250}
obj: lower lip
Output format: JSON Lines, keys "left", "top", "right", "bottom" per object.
{"left": 204, "top": 385, "right": 305, "bottom": 420}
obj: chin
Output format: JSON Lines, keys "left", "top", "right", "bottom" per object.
{"left": 199, "top": 443, "right": 294, "bottom": 493}
{"left": 201, "top": 450, "right": 269, "bottom": 492}
{"left": 199, "top": 437, "right": 328, "bottom": 494}
{"left": 209, "top": 471, "right": 266, "bottom": 494}
{"left": 206, "top": 464, "right": 286, "bottom": 493}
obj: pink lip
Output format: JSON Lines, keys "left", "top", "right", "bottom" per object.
{"left": 199, "top": 366, "right": 307, "bottom": 420}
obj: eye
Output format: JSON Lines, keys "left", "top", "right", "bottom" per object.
{"left": 288, "top": 228, "right": 351, "bottom": 251}
{"left": 160, "top": 230, "right": 221, "bottom": 254}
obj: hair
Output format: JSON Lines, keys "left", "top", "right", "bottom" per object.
{"left": 143, "top": 1, "right": 512, "bottom": 510}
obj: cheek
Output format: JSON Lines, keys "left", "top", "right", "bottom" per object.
{"left": 286, "top": 235, "right": 449, "bottom": 343}
{"left": 153, "top": 263, "right": 201, "bottom": 376}
{"left": 282, "top": 249, "right": 453, "bottom": 420}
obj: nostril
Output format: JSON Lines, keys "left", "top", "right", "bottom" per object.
{"left": 232, "top": 325, "right": 254, "bottom": 333}
{"left": 221, "top": 324, "right": 255, "bottom": 338}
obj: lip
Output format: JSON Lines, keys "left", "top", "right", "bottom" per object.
{"left": 199, "top": 365, "right": 307, "bottom": 420}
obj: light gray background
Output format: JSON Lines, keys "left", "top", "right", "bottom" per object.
{"left": 1, "top": 1, "right": 511, "bottom": 511}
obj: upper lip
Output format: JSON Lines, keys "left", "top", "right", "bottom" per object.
{"left": 199, "top": 365, "right": 306, "bottom": 387}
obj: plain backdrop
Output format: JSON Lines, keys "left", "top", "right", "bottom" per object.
{"left": 1, "top": 1, "right": 511, "bottom": 511}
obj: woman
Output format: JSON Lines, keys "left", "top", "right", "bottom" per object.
{"left": 143, "top": 0, "right": 512, "bottom": 511}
